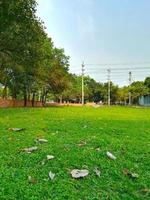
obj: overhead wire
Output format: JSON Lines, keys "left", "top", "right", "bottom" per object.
{"left": 69, "top": 62, "right": 150, "bottom": 85}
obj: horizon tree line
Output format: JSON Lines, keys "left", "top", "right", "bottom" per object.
{"left": 0, "top": 0, "right": 150, "bottom": 106}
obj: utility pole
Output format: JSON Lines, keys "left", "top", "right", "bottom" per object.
{"left": 107, "top": 69, "right": 111, "bottom": 106}
{"left": 129, "top": 71, "right": 132, "bottom": 106}
{"left": 81, "top": 62, "right": 85, "bottom": 105}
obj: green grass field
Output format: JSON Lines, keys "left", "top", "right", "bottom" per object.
{"left": 0, "top": 106, "right": 150, "bottom": 200}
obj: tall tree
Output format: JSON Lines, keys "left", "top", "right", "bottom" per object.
{"left": 130, "top": 81, "right": 148, "bottom": 104}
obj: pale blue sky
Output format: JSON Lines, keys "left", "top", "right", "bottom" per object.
{"left": 37, "top": 0, "right": 150, "bottom": 85}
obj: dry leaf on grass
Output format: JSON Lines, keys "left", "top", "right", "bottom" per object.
{"left": 22, "top": 146, "right": 38, "bottom": 153}
{"left": 77, "top": 141, "right": 87, "bottom": 147}
{"left": 95, "top": 147, "right": 101, "bottom": 152}
{"left": 94, "top": 168, "right": 101, "bottom": 177}
{"left": 123, "top": 168, "right": 139, "bottom": 179}
{"left": 9, "top": 128, "right": 25, "bottom": 132}
{"left": 49, "top": 171, "right": 55, "bottom": 180}
{"left": 71, "top": 169, "right": 89, "bottom": 179}
{"left": 41, "top": 155, "right": 54, "bottom": 165}
{"left": 35, "top": 138, "right": 48, "bottom": 143}
{"left": 28, "top": 176, "right": 37, "bottom": 184}
{"left": 106, "top": 151, "right": 116, "bottom": 160}
{"left": 47, "top": 155, "right": 54, "bottom": 160}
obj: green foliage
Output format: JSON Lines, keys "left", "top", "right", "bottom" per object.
{"left": 61, "top": 75, "right": 120, "bottom": 104}
{"left": 130, "top": 81, "right": 149, "bottom": 104}
{"left": 144, "top": 77, "right": 150, "bottom": 93}
{"left": 117, "top": 77, "right": 150, "bottom": 105}
{"left": 0, "top": 0, "right": 70, "bottom": 105}
{"left": 117, "top": 87, "right": 129, "bottom": 103}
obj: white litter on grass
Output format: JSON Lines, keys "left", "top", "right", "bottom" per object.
{"left": 71, "top": 169, "right": 89, "bottom": 179}
{"left": 36, "top": 138, "right": 48, "bottom": 143}
{"left": 41, "top": 155, "right": 54, "bottom": 165}
{"left": 123, "top": 169, "right": 139, "bottom": 179}
{"left": 49, "top": 171, "right": 55, "bottom": 180}
{"left": 106, "top": 151, "right": 116, "bottom": 160}
{"left": 77, "top": 141, "right": 87, "bottom": 147}
{"left": 94, "top": 168, "right": 101, "bottom": 177}
{"left": 47, "top": 155, "right": 54, "bottom": 160}
{"left": 95, "top": 147, "right": 101, "bottom": 152}
{"left": 9, "top": 128, "right": 25, "bottom": 132}
{"left": 131, "top": 173, "right": 139, "bottom": 178}
{"left": 23, "top": 146, "right": 38, "bottom": 153}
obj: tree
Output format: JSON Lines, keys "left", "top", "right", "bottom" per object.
{"left": 0, "top": 0, "right": 47, "bottom": 105}
{"left": 117, "top": 87, "right": 129, "bottom": 105}
{"left": 1, "top": 0, "right": 72, "bottom": 106}
{"left": 130, "top": 81, "right": 148, "bottom": 104}
{"left": 144, "top": 77, "right": 150, "bottom": 93}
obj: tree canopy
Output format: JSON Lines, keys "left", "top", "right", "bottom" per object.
{"left": 0, "top": 0, "right": 70, "bottom": 105}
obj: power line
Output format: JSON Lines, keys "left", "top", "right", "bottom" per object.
{"left": 85, "top": 61, "right": 150, "bottom": 66}
{"left": 70, "top": 62, "right": 150, "bottom": 86}
{"left": 86, "top": 73, "right": 150, "bottom": 77}
{"left": 86, "top": 67, "right": 150, "bottom": 71}
{"left": 86, "top": 67, "right": 150, "bottom": 70}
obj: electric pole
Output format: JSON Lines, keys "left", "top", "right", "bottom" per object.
{"left": 129, "top": 71, "right": 132, "bottom": 106}
{"left": 107, "top": 69, "right": 111, "bottom": 106}
{"left": 81, "top": 62, "right": 85, "bottom": 105}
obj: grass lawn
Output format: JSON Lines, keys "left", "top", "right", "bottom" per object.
{"left": 0, "top": 106, "right": 150, "bottom": 200}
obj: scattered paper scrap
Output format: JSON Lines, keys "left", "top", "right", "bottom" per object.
{"left": 41, "top": 155, "right": 54, "bottom": 165}
{"left": 23, "top": 146, "right": 38, "bottom": 153}
{"left": 77, "top": 141, "right": 87, "bottom": 147}
{"left": 49, "top": 171, "right": 55, "bottom": 180}
{"left": 9, "top": 128, "right": 25, "bottom": 132}
{"left": 106, "top": 151, "right": 116, "bottom": 160}
{"left": 36, "top": 138, "right": 48, "bottom": 143}
{"left": 71, "top": 169, "right": 89, "bottom": 179}
{"left": 95, "top": 147, "right": 101, "bottom": 152}
{"left": 94, "top": 168, "right": 101, "bottom": 177}
{"left": 131, "top": 173, "right": 139, "bottom": 178}
{"left": 123, "top": 168, "right": 139, "bottom": 179}
{"left": 47, "top": 155, "right": 54, "bottom": 160}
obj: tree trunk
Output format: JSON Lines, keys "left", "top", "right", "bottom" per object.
{"left": 2, "top": 85, "right": 7, "bottom": 99}
{"left": 32, "top": 93, "right": 35, "bottom": 107}
{"left": 60, "top": 95, "right": 62, "bottom": 104}
{"left": 28, "top": 93, "right": 31, "bottom": 101}
{"left": 24, "top": 87, "right": 27, "bottom": 107}
{"left": 41, "top": 94, "right": 44, "bottom": 105}
{"left": 44, "top": 94, "right": 47, "bottom": 105}
{"left": 12, "top": 86, "right": 17, "bottom": 100}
